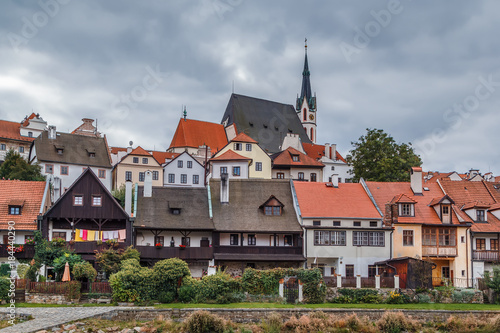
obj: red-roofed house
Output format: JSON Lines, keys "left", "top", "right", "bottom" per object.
{"left": 112, "top": 146, "right": 163, "bottom": 189}
{"left": 293, "top": 181, "right": 389, "bottom": 278}
{"left": 210, "top": 133, "right": 272, "bottom": 179}
{"left": 364, "top": 168, "right": 471, "bottom": 287}
{"left": 0, "top": 113, "right": 47, "bottom": 162}
{"left": 301, "top": 142, "right": 353, "bottom": 183}
{"left": 168, "top": 118, "right": 228, "bottom": 157}
{"left": 439, "top": 179, "right": 500, "bottom": 280}
{"left": 0, "top": 179, "right": 50, "bottom": 262}
{"left": 272, "top": 147, "right": 324, "bottom": 182}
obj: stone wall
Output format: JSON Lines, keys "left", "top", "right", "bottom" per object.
{"left": 94, "top": 308, "right": 500, "bottom": 324}
{"left": 25, "top": 293, "right": 69, "bottom": 304}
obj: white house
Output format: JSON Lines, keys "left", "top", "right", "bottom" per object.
{"left": 210, "top": 150, "right": 251, "bottom": 180}
{"left": 163, "top": 151, "right": 206, "bottom": 187}
{"left": 293, "top": 181, "right": 391, "bottom": 277}
{"left": 29, "top": 126, "right": 113, "bottom": 200}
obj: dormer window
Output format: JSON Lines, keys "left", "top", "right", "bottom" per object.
{"left": 28, "top": 131, "right": 33, "bottom": 137}
{"left": 170, "top": 208, "right": 181, "bottom": 215}
{"left": 57, "top": 149, "right": 63, "bottom": 155}
{"left": 399, "top": 203, "right": 415, "bottom": 217}
{"left": 477, "top": 210, "right": 486, "bottom": 222}
{"left": 89, "top": 153, "right": 95, "bottom": 158}
{"left": 260, "top": 195, "right": 284, "bottom": 216}
{"left": 9, "top": 206, "right": 21, "bottom": 215}
{"left": 292, "top": 155, "right": 299, "bottom": 162}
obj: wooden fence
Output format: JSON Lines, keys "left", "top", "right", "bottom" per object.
{"left": 18, "top": 280, "right": 111, "bottom": 295}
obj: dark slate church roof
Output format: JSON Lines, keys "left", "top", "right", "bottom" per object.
{"left": 221, "top": 94, "right": 311, "bottom": 154}
{"left": 135, "top": 186, "right": 214, "bottom": 231}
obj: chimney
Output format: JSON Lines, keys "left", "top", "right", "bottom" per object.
{"left": 410, "top": 167, "right": 422, "bottom": 195}
{"left": 144, "top": 170, "right": 153, "bottom": 198}
{"left": 332, "top": 174, "right": 339, "bottom": 188}
{"left": 469, "top": 169, "right": 479, "bottom": 178}
{"left": 48, "top": 125, "right": 56, "bottom": 140}
{"left": 324, "top": 143, "right": 330, "bottom": 159}
{"left": 125, "top": 180, "right": 132, "bottom": 216}
{"left": 331, "top": 144, "right": 337, "bottom": 160}
{"left": 383, "top": 203, "right": 398, "bottom": 227}
{"left": 220, "top": 172, "right": 229, "bottom": 203}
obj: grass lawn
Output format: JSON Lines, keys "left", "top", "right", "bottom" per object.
{"left": 0, "top": 303, "right": 115, "bottom": 308}
{"left": 154, "top": 302, "right": 500, "bottom": 311}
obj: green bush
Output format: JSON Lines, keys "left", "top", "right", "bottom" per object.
{"left": 16, "top": 264, "right": 29, "bottom": 279}
{"left": 329, "top": 295, "right": 352, "bottom": 304}
{"left": 416, "top": 293, "right": 431, "bottom": 303}
{"left": 152, "top": 258, "right": 191, "bottom": 295}
{"left": 158, "top": 291, "right": 175, "bottom": 303}
{"left": 0, "top": 264, "right": 10, "bottom": 277}
{"left": 386, "top": 291, "right": 412, "bottom": 304}
{"left": 109, "top": 259, "right": 155, "bottom": 302}
{"left": 338, "top": 288, "right": 379, "bottom": 303}
{"left": 72, "top": 261, "right": 97, "bottom": 282}
{"left": 360, "top": 293, "right": 383, "bottom": 304}
{"left": 184, "top": 310, "right": 225, "bottom": 333}
{"left": 195, "top": 271, "right": 241, "bottom": 303}
{"left": 0, "top": 278, "right": 11, "bottom": 301}
{"left": 451, "top": 289, "right": 476, "bottom": 303}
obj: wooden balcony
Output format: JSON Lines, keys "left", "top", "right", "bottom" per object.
{"left": 422, "top": 246, "right": 457, "bottom": 257}
{"left": 136, "top": 246, "right": 213, "bottom": 260}
{"left": 213, "top": 246, "right": 304, "bottom": 262}
{"left": 66, "top": 241, "right": 128, "bottom": 254}
{"left": 473, "top": 250, "right": 499, "bottom": 262}
{"left": 0, "top": 244, "right": 35, "bottom": 259}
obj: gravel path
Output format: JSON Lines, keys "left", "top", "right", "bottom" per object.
{"left": 0, "top": 306, "right": 130, "bottom": 333}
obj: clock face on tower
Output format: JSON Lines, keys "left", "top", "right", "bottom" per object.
{"left": 309, "top": 114, "right": 314, "bottom": 120}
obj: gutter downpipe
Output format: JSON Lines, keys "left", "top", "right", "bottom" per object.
{"left": 470, "top": 230, "right": 474, "bottom": 285}
{"left": 133, "top": 183, "right": 138, "bottom": 216}
{"left": 207, "top": 184, "right": 213, "bottom": 219}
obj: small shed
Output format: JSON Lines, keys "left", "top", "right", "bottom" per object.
{"left": 375, "top": 257, "right": 435, "bottom": 289}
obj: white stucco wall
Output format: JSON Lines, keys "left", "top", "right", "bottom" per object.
{"left": 219, "top": 233, "right": 296, "bottom": 247}
{"left": 211, "top": 161, "right": 249, "bottom": 179}
{"left": 163, "top": 153, "right": 205, "bottom": 187}
{"left": 135, "top": 231, "right": 212, "bottom": 247}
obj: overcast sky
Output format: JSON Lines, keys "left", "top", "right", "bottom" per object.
{"left": 1, "top": 0, "right": 499, "bottom": 175}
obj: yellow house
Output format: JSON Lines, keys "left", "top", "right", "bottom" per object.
{"left": 364, "top": 168, "right": 471, "bottom": 287}
{"left": 112, "top": 146, "right": 163, "bottom": 190}
{"left": 211, "top": 133, "right": 272, "bottom": 179}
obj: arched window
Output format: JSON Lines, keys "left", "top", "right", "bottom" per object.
{"left": 303, "top": 108, "right": 307, "bottom": 121}
{"left": 310, "top": 128, "right": 314, "bottom": 142}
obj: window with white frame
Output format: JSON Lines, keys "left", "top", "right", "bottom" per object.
{"left": 187, "top": 161, "right": 193, "bottom": 168}
{"left": 233, "top": 166, "right": 240, "bottom": 176}
{"left": 153, "top": 171, "right": 159, "bottom": 180}
{"left": 234, "top": 143, "right": 242, "bottom": 151}
{"left": 220, "top": 166, "right": 228, "bottom": 175}
{"left": 92, "top": 195, "right": 102, "bottom": 206}
{"left": 73, "top": 195, "right": 83, "bottom": 206}
{"left": 353, "top": 231, "right": 384, "bottom": 246}
{"left": 255, "top": 162, "right": 262, "bottom": 171}
{"left": 168, "top": 174, "right": 175, "bottom": 183}
{"left": 139, "top": 172, "right": 145, "bottom": 182}
{"left": 125, "top": 171, "right": 132, "bottom": 181}
{"left": 400, "top": 203, "right": 414, "bottom": 216}
{"left": 181, "top": 174, "right": 187, "bottom": 184}
{"left": 246, "top": 143, "right": 252, "bottom": 151}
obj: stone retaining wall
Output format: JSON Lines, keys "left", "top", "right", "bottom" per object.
{"left": 94, "top": 308, "right": 500, "bottom": 324}
{"left": 25, "top": 293, "right": 68, "bottom": 304}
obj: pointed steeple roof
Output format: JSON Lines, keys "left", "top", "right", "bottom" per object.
{"left": 300, "top": 42, "right": 312, "bottom": 103}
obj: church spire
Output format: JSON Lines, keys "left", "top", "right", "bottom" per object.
{"left": 300, "top": 38, "right": 312, "bottom": 103}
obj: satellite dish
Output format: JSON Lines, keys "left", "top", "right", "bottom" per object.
{"left": 129, "top": 141, "right": 133, "bottom": 146}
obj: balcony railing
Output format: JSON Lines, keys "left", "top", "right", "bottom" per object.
{"left": 422, "top": 246, "right": 457, "bottom": 257}
{"left": 214, "top": 246, "right": 302, "bottom": 256}
{"left": 136, "top": 246, "right": 214, "bottom": 260}
{"left": 473, "top": 250, "right": 499, "bottom": 262}
{"left": 66, "top": 241, "right": 128, "bottom": 253}
{"left": 0, "top": 244, "right": 35, "bottom": 259}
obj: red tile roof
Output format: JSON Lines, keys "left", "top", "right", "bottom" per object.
{"left": 151, "top": 151, "right": 180, "bottom": 164}
{"left": 272, "top": 147, "right": 324, "bottom": 168}
{"left": 390, "top": 193, "right": 417, "bottom": 204}
{"left": 302, "top": 143, "right": 346, "bottom": 163}
{"left": 110, "top": 147, "right": 128, "bottom": 155}
{"left": 366, "top": 181, "right": 456, "bottom": 225}
{"left": 21, "top": 113, "right": 37, "bottom": 127}
{"left": 0, "top": 120, "right": 34, "bottom": 143}
{"left": 440, "top": 180, "right": 500, "bottom": 232}
{"left": 169, "top": 118, "right": 228, "bottom": 152}
{"left": 211, "top": 150, "right": 251, "bottom": 161}
{"left": 231, "top": 133, "right": 257, "bottom": 144}
{"left": 0, "top": 180, "right": 47, "bottom": 230}
{"left": 294, "top": 182, "right": 381, "bottom": 219}
{"left": 129, "top": 146, "right": 152, "bottom": 157}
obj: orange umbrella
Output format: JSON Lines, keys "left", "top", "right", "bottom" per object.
{"left": 62, "top": 262, "right": 71, "bottom": 282}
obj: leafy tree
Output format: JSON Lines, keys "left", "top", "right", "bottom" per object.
{"left": 53, "top": 253, "right": 83, "bottom": 281}
{"left": 94, "top": 246, "right": 140, "bottom": 277}
{"left": 0, "top": 149, "right": 45, "bottom": 181}
{"left": 346, "top": 128, "right": 422, "bottom": 182}
{"left": 484, "top": 266, "right": 500, "bottom": 303}
{"left": 111, "top": 184, "right": 134, "bottom": 212}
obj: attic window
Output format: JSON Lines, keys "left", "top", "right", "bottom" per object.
{"left": 89, "top": 152, "right": 95, "bottom": 158}
{"left": 477, "top": 210, "right": 486, "bottom": 222}
{"left": 57, "top": 149, "right": 63, "bottom": 155}
{"left": 260, "top": 195, "right": 284, "bottom": 216}
{"left": 292, "top": 155, "right": 299, "bottom": 162}
{"left": 8, "top": 206, "right": 21, "bottom": 215}
{"left": 170, "top": 208, "right": 181, "bottom": 215}
{"left": 399, "top": 203, "right": 415, "bottom": 217}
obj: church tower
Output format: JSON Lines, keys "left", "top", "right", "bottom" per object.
{"left": 296, "top": 39, "right": 317, "bottom": 143}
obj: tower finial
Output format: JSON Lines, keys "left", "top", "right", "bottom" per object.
{"left": 183, "top": 106, "right": 187, "bottom": 121}
{"left": 305, "top": 38, "right": 307, "bottom": 52}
